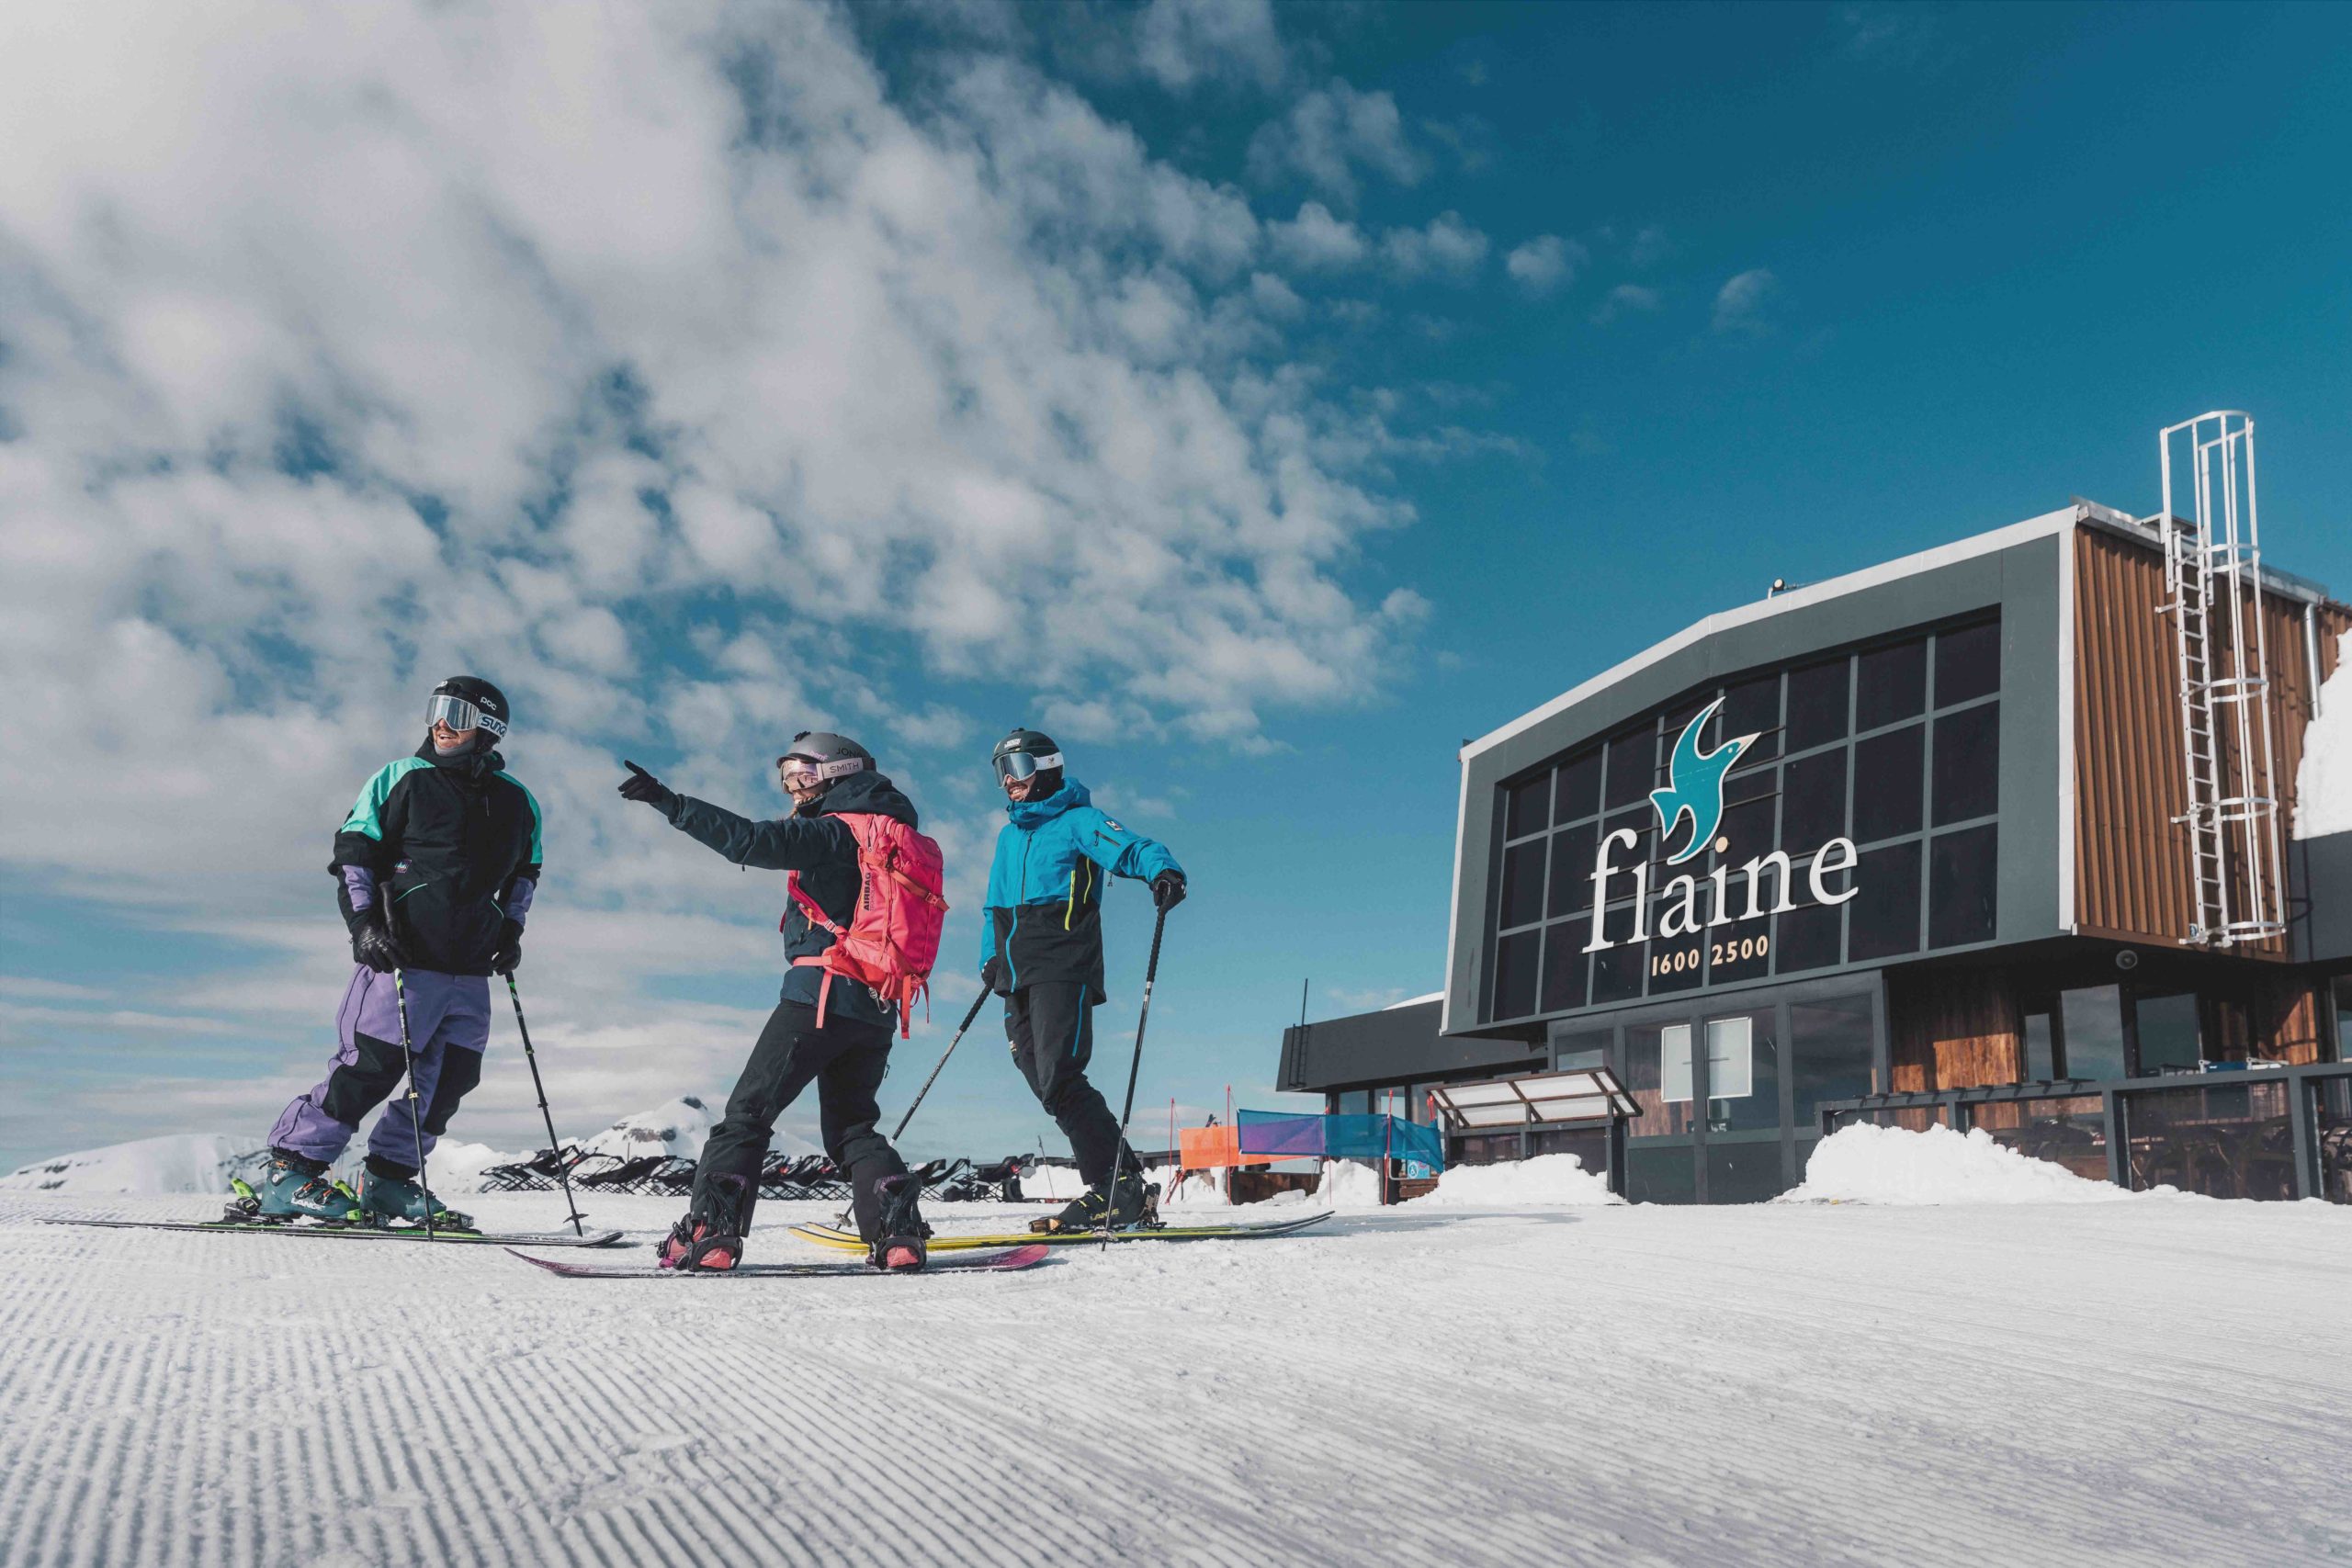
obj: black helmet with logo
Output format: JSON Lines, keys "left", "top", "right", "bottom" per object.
{"left": 777, "top": 731, "right": 873, "bottom": 801}
{"left": 426, "top": 676, "right": 510, "bottom": 749}
{"left": 991, "top": 728, "right": 1063, "bottom": 787}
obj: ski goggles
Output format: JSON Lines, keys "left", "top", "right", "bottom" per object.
{"left": 425, "top": 694, "right": 506, "bottom": 738}
{"left": 992, "top": 750, "right": 1062, "bottom": 783}
{"left": 778, "top": 754, "right": 865, "bottom": 789}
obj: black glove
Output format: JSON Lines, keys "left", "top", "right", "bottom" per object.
{"left": 1150, "top": 870, "right": 1187, "bottom": 912}
{"left": 491, "top": 919, "right": 524, "bottom": 976}
{"left": 618, "top": 760, "right": 678, "bottom": 816}
{"left": 981, "top": 955, "right": 1008, "bottom": 995}
{"left": 351, "top": 918, "right": 405, "bottom": 975}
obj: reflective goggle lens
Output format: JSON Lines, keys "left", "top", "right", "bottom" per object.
{"left": 427, "top": 694, "right": 481, "bottom": 733}
{"left": 992, "top": 750, "right": 1062, "bottom": 782}
{"left": 779, "top": 755, "right": 864, "bottom": 789}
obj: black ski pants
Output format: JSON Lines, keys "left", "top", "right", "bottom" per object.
{"left": 691, "top": 1000, "right": 908, "bottom": 1243}
{"left": 1006, "top": 981, "right": 1137, "bottom": 1189}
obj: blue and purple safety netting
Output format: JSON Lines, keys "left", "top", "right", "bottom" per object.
{"left": 1237, "top": 1111, "right": 1444, "bottom": 1170}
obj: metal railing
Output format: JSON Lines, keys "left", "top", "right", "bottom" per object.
{"left": 1817, "top": 1061, "right": 2352, "bottom": 1203}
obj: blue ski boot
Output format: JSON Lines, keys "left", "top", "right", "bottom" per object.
{"left": 357, "top": 1158, "right": 475, "bottom": 1232}
{"left": 231, "top": 1150, "right": 362, "bottom": 1224}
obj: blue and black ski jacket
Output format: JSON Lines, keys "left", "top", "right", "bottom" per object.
{"left": 331, "top": 740, "right": 544, "bottom": 976}
{"left": 980, "top": 780, "right": 1181, "bottom": 1005}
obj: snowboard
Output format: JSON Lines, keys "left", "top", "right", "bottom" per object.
{"left": 508, "top": 1241, "right": 1051, "bottom": 1279}
{"left": 785, "top": 1209, "right": 1333, "bottom": 1254}
{"left": 44, "top": 1217, "right": 627, "bottom": 1247}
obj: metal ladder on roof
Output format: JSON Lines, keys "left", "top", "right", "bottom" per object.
{"left": 2154, "top": 412, "right": 2285, "bottom": 946}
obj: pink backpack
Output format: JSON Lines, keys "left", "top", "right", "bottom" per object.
{"left": 785, "top": 813, "right": 949, "bottom": 1038}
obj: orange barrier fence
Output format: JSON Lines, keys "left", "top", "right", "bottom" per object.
{"left": 1176, "top": 1124, "right": 1282, "bottom": 1171}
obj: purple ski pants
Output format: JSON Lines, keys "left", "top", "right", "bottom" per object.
{"left": 267, "top": 965, "right": 491, "bottom": 1168}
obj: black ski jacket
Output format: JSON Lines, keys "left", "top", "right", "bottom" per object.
{"left": 331, "top": 740, "right": 544, "bottom": 976}
{"left": 660, "top": 770, "right": 921, "bottom": 1029}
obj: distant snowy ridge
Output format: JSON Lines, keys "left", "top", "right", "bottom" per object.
{"left": 1, "top": 1134, "right": 270, "bottom": 1196}
{"left": 581, "top": 1094, "right": 722, "bottom": 1163}
{"left": 2296, "top": 630, "right": 2352, "bottom": 839}
{"left": 1780, "top": 1123, "right": 2149, "bottom": 1205}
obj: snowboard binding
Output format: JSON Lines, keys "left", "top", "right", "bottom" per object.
{"left": 869, "top": 1173, "right": 928, "bottom": 1272}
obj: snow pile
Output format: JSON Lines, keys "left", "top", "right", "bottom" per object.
{"left": 2295, "top": 630, "right": 2352, "bottom": 839}
{"left": 1317, "top": 1158, "right": 1386, "bottom": 1210}
{"left": 0, "top": 1134, "right": 268, "bottom": 1195}
{"left": 417, "top": 1141, "right": 527, "bottom": 1196}
{"left": 1020, "top": 1162, "right": 1089, "bottom": 1201}
{"left": 581, "top": 1095, "right": 720, "bottom": 1163}
{"left": 1146, "top": 1166, "right": 1227, "bottom": 1210}
{"left": 1408, "top": 1154, "right": 1623, "bottom": 1208}
{"left": 1779, "top": 1123, "right": 2144, "bottom": 1206}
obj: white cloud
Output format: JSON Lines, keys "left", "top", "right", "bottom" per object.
{"left": 1382, "top": 212, "right": 1490, "bottom": 283}
{"left": 1267, "top": 200, "right": 1369, "bottom": 269}
{"left": 1592, "top": 282, "right": 1663, "bottom": 324}
{"left": 1245, "top": 79, "right": 1424, "bottom": 204}
{"left": 0, "top": 2, "right": 1459, "bottom": 1153}
{"left": 1504, "top": 234, "right": 1586, "bottom": 296}
{"left": 1135, "top": 0, "right": 1285, "bottom": 92}
{"left": 1713, "top": 267, "right": 1778, "bottom": 333}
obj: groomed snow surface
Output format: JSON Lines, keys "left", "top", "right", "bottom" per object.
{"left": 5, "top": 1133, "right": 2351, "bottom": 1566}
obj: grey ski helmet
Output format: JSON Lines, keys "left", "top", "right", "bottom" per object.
{"left": 991, "top": 728, "right": 1063, "bottom": 785}
{"left": 778, "top": 731, "right": 873, "bottom": 796}
{"left": 426, "top": 676, "right": 510, "bottom": 742}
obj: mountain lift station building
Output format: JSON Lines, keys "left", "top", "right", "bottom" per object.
{"left": 1278, "top": 413, "right": 2352, "bottom": 1205}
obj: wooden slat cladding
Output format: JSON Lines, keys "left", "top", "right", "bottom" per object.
{"left": 1889, "top": 968, "right": 2019, "bottom": 1091}
{"left": 2072, "top": 525, "right": 2348, "bottom": 953}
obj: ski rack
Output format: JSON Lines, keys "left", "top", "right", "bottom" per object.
{"left": 2152, "top": 411, "right": 2285, "bottom": 947}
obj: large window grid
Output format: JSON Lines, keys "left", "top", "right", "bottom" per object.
{"left": 1488, "top": 616, "right": 2003, "bottom": 1026}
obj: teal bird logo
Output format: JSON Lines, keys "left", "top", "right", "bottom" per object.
{"left": 1651, "top": 697, "right": 1758, "bottom": 865}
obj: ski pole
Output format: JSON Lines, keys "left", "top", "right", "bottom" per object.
{"left": 390, "top": 968, "right": 439, "bottom": 1242}
{"left": 832, "top": 986, "right": 992, "bottom": 1230}
{"left": 1099, "top": 904, "right": 1170, "bottom": 1249}
{"left": 504, "top": 973, "right": 585, "bottom": 1236}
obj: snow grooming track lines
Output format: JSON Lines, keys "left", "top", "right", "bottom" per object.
{"left": 785, "top": 1208, "right": 1334, "bottom": 1253}
{"left": 40, "top": 1217, "right": 628, "bottom": 1247}
{"left": 506, "top": 1241, "right": 1051, "bottom": 1279}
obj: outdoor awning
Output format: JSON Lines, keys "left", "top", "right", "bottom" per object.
{"left": 1427, "top": 1066, "right": 1638, "bottom": 1130}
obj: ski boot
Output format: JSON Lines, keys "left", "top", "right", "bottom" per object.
{"left": 231, "top": 1151, "right": 362, "bottom": 1225}
{"left": 869, "top": 1173, "right": 928, "bottom": 1272}
{"left": 357, "top": 1158, "right": 475, "bottom": 1232}
{"left": 657, "top": 1215, "right": 742, "bottom": 1272}
{"left": 1032, "top": 1168, "right": 1159, "bottom": 1235}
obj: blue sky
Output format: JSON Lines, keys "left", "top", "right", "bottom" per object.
{"left": 3, "top": 0, "right": 2347, "bottom": 1171}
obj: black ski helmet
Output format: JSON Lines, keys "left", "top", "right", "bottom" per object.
{"left": 777, "top": 730, "right": 873, "bottom": 797}
{"left": 426, "top": 676, "right": 510, "bottom": 742}
{"left": 991, "top": 728, "right": 1063, "bottom": 788}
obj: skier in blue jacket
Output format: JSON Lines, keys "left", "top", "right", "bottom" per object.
{"left": 980, "top": 728, "right": 1186, "bottom": 1232}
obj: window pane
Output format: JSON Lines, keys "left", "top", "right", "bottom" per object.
{"left": 1791, "top": 995, "right": 1875, "bottom": 1129}
{"left": 1551, "top": 1028, "right": 1609, "bottom": 1071}
{"left": 1931, "top": 703, "right": 1999, "bottom": 826}
{"left": 1505, "top": 773, "right": 1550, "bottom": 839}
{"left": 1777, "top": 899, "right": 1843, "bottom": 974}
{"left": 1648, "top": 919, "right": 1705, "bottom": 994}
{"left": 1626, "top": 1145, "right": 1696, "bottom": 1204}
{"left": 1539, "top": 923, "right": 1589, "bottom": 1013}
{"left": 1786, "top": 660, "right": 1849, "bottom": 752}
{"left": 1623, "top": 1024, "right": 1692, "bottom": 1134}
{"left": 1707, "top": 1015, "right": 1779, "bottom": 1133}
{"left": 1662, "top": 1023, "right": 1694, "bottom": 1102}
{"left": 1709, "top": 912, "right": 1772, "bottom": 986}
{"left": 1849, "top": 840, "right": 1922, "bottom": 960}
{"left": 1724, "top": 673, "right": 1782, "bottom": 763}
{"left": 1716, "top": 787, "right": 1777, "bottom": 868}
{"left": 1856, "top": 639, "right": 1927, "bottom": 730}
{"left": 1499, "top": 839, "right": 1546, "bottom": 929}
{"left": 1492, "top": 929, "right": 1539, "bottom": 1020}
{"left": 2022, "top": 1010, "right": 2056, "bottom": 1081}
{"left": 1853, "top": 724, "right": 1924, "bottom": 842}
{"left": 1706, "top": 1142, "right": 1788, "bottom": 1203}
{"left": 1928, "top": 823, "right": 1998, "bottom": 949}
{"left": 2135, "top": 992, "right": 2201, "bottom": 1075}
{"left": 1936, "top": 619, "right": 2002, "bottom": 706}
{"left": 1591, "top": 908, "right": 1645, "bottom": 1004}
{"left": 1604, "top": 807, "right": 1648, "bottom": 874}
{"left": 1547, "top": 821, "right": 1599, "bottom": 919}
{"left": 2059, "top": 985, "right": 2126, "bottom": 1079}
{"left": 1781, "top": 749, "right": 1848, "bottom": 850}
{"left": 1554, "top": 749, "right": 1602, "bottom": 823}
{"left": 1605, "top": 726, "right": 1656, "bottom": 810}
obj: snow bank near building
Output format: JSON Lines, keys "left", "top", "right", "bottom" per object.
{"left": 1021, "top": 1162, "right": 1089, "bottom": 1201}
{"left": 2296, "top": 630, "right": 2352, "bottom": 839}
{"left": 1780, "top": 1123, "right": 2145, "bottom": 1205}
{"left": 581, "top": 1095, "right": 721, "bottom": 1163}
{"left": 419, "top": 1141, "right": 526, "bottom": 1196}
{"left": 0, "top": 1134, "right": 267, "bottom": 1195}
{"left": 1408, "top": 1154, "right": 1623, "bottom": 1208}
